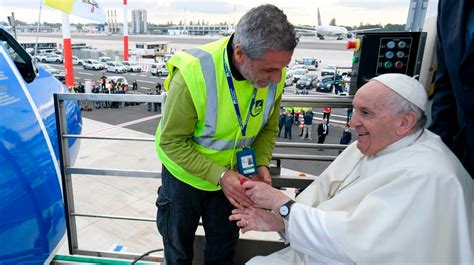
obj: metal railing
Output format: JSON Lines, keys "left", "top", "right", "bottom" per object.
{"left": 54, "top": 93, "right": 353, "bottom": 263}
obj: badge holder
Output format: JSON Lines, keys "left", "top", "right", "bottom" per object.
{"left": 236, "top": 147, "right": 257, "bottom": 177}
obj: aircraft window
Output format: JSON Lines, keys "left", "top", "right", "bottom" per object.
{"left": 2, "top": 41, "right": 27, "bottom": 65}
{"left": 0, "top": 28, "right": 36, "bottom": 83}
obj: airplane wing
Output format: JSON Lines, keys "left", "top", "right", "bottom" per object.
{"left": 347, "top": 28, "right": 381, "bottom": 38}
{"left": 350, "top": 28, "right": 381, "bottom": 33}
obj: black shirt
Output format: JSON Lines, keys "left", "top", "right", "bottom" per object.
{"left": 226, "top": 35, "right": 245, "bottom": 81}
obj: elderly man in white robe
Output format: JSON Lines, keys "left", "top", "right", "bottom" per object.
{"left": 230, "top": 73, "right": 473, "bottom": 264}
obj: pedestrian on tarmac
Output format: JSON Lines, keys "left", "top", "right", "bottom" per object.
{"left": 278, "top": 108, "right": 286, "bottom": 137}
{"left": 323, "top": 107, "right": 332, "bottom": 124}
{"left": 154, "top": 4, "right": 298, "bottom": 264}
{"left": 346, "top": 107, "right": 353, "bottom": 123}
{"left": 284, "top": 111, "right": 294, "bottom": 139}
{"left": 301, "top": 108, "right": 314, "bottom": 140}
{"left": 91, "top": 83, "right": 101, "bottom": 109}
{"left": 132, "top": 80, "right": 138, "bottom": 90}
{"left": 100, "top": 72, "right": 107, "bottom": 90}
{"left": 317, "top": 120, "right": 329, "bottom": 144}
{"left": 339, "top": 123, "right": 352, "bottom": 154}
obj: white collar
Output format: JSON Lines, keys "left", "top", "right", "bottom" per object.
{"left": 373, "top": 129, "right": 424, "bottom": 157}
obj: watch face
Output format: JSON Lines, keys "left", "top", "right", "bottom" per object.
{"left": 279, "top": 205, "right": 289, "bottom": 216}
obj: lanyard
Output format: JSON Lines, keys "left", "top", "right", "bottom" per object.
{"left": 223, "top": 48, "right": 257, "bottom": 138}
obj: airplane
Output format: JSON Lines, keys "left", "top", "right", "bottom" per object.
{"left": 0, "top": 25, "right": 82, "bottom": 264}
{"left": 296, "top": 8, "right": 380, "bottom": 40}
{"left": 314, "top": 8, "right": 350, "bottom": 40}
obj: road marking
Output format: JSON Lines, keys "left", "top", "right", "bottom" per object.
{"left": 74, "top": 77, "right": 80, "bottom": 79}
{"left": 137, "top": 79, "right": 155, "bottom": 84}
{"left": 140, "top": 87, "right": 151, "bottom": 90}
{"left": 139, "top": 75, "right": 148, "bottom": 77}
{"left": 313, "top": 111, "right": 347, "bottom": 125}
{"left": 79, "top": 72, "right": 94, "bottom": 76}
{"left": 85, "top": 114, "right": 162, "bottom": 136}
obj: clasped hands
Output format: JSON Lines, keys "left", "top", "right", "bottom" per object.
{"left": 220, "top": 166, "right": 290, "bottom": 233}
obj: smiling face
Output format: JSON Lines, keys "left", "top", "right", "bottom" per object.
{"left": 350, "top": 81, "right": 406, "bottom": 156}
{"left": 234, "top": 45, "right": 293, "bottom": 88}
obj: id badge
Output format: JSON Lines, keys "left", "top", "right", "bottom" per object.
{"left": 236, "top": 147, "right": 257, "bottom": 177}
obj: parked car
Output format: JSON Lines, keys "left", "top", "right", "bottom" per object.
{"left": 98, "top": 56, "right": 112, "bottom": 63}
{"left": 38, "top": 63, "right": 65, "bottom": 83}
{"left": 83, "top": 59, "right": 104, "bottom": 70}
{"left": 296, "top": 75, "right": 318, "bottom": 90}
{"left": 122, "top": 61, "right": 142, "bottom": 72}
{"left": 284, "top": 72, "right": 294, "bottom": 87}
{"left": 106, "top": 76, "right": 128, "bottom": 86}
{"left": 321, "top": 64, "right": 337, "bottom": 76}
{"left": 295, "top": 57, "right": 319, "bottom": 71}
{"left": 289, "top": 64, "right": 307, "bottom": 72}
{"left": 37, "top": 53, "right": 63, "bottom": 64}
{"left": 72, "top": 56, "right": 84, "bottom": 65}
{"left": 151, "top": 62, "right": 168, "bottom": 76}
{"left": 292, "top": 69, "right": 308, "bottom": 83}
{"left": 106, "top": 62, "right": 127, "bottom": 73}
{"left": 316, "top": 75, "right": 343, "bottom": 93}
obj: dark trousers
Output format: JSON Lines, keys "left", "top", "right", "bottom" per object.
{"left": 284, "top": 126, "right": 292, "bottom": 139}
{"left": 323, "top": 113, "right": 330, "bottom": 124}
{"left": 278, "top": 125, "right": 284, "bottom": 137}
{"left": 156, "top": 166, "right": 239, "bottom": 265}
{"left": 318, "top": 135, "right": 327, "bottom": 144}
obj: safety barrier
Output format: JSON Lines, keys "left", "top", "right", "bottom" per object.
{"left": 54, "top": 93, "right": 353, "bottom": 264}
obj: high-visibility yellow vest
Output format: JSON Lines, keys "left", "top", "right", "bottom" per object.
{"left": 155, "top": 36, "right": 284, "bottom": 191}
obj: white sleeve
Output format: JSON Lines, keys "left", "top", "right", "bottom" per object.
{"left": 287, "top": 203, "right": 353, "bottom": 263}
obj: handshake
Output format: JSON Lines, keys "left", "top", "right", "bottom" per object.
{"left": 219, "top": 166, "right": 292, "bottom": 234}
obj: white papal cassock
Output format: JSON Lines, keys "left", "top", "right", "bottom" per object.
{"left": 248, "top": 129, "right": 473, "bottom": 264}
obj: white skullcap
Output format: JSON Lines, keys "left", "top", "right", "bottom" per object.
{"left": 372, "top": 74, "right": 427, "bottom": 112}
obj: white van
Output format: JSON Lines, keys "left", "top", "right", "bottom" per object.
{"left": 98, "top": 56, "right": 112, "bottom": 63}
{"left": 151, "top": 62, "right": 168, "bottom": 76}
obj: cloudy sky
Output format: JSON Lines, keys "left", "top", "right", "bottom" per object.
{"left": 0, "top": 0, "right": 411, "bottom": 27}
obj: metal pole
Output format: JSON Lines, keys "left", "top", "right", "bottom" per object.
{"left": 405, "top": 0, "right": 430, "bottom": 31}
{"left": 54, "top": 94, "right": 79, "bottom": 254}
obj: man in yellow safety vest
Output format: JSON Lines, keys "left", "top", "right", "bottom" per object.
{"left": 154, "top": 4, "right": 298, "bottom": 264}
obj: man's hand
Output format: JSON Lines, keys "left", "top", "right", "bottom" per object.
{"left": 220, "top": 170, "right": 255, "bottom": 209}
{"left": 229, "top": 207, "right": 285, "bottom": 233}
{"left": 242, "top": 180, "right": 290, "bottom": 212}
{"left": 252, "top": 166, "right": 272, "bottom": 185}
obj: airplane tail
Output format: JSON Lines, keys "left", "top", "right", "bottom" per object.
{"left": 317, "top": 8, "right": 322, "bottom": 26}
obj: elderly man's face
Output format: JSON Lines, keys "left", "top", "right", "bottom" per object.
{"left": 350, "top": 81, "right": 402, "bottom": 156}
{"left": 235, "top": 47, "right": 293, "bottom": 88}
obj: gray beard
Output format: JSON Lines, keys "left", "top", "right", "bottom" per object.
{"left": 238, "top": 59, "right": 269, "bottom": 88}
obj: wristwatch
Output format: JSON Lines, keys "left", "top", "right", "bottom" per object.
{"left": 279, "top": 199, "right": 296, "bottom": 220}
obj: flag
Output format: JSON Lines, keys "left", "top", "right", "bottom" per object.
{"left": 45, "top": 0, "right": 106, "bottom": 23}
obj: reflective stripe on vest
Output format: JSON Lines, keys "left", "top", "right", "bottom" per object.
{"left": 185, "top": 48, "right": 217, "bottom": 138}
{"left": 186, "top": 47, "right": 278, "bottom": 151}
